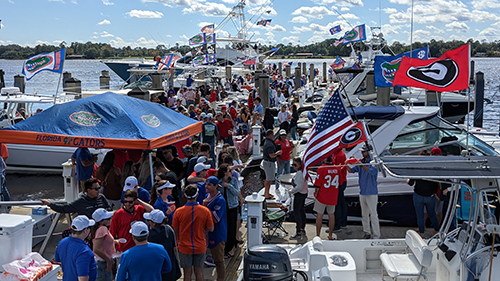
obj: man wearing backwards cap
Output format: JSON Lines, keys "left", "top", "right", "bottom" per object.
{"left": 173, "top": 184, "right": 214, "bottom": 281}
{"left": 191, "top": 163, "right": 211, "bottom": 205}
{"left": 55, "top": 215, "right": 98, "bottom": 281}
{"left": 116, "top": 221, "right": 171, "bottom": 281}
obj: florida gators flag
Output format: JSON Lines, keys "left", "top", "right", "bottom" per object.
{"left": 330, "top": 56, "right": 345, "bottom": 69}
{"left": 22, "top": 49, "right": 65, "bottom": 81}
{"left": 393, "top": 44, "right": 469, "bottom": 92}
{"left": 342, "top": 24, "right": 366, "bottom": 45}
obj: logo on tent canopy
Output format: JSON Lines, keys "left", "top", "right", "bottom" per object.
{"left": 142, "top": 114, "right": 160, "bottom": 127}
{"left": 70, "top": 111, "right": 103, "bottom": 126}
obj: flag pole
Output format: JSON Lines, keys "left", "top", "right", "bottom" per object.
{"left": 54, "top": 48, "right": 66, "bottom": 101}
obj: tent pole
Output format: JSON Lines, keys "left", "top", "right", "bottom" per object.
{"left": 149, "top": 151, "right": 154, "bottom": 189}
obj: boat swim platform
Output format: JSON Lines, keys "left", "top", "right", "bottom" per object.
{"left": 8, "top": 206, "right": 414, "bottom": 280}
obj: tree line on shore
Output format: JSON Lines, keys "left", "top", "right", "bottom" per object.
{"left": 1, "top": 38, "right": 499, "bottom": 60}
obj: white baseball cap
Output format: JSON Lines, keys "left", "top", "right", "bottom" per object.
{"left": 129, "top": 221, "right": 149, "bottom": 237}
{"left": 194, "top": 163, "right": 211, "bottom": 173}
{"left": 157, "top": 181, "right": 176, "bottom": 191}
{"left": 144, "top": 210, "right": 166, "bottom": 224}
{"left": 92, "top": 208, "right": 114, "bottom": 223}
{"left": 124, "top": 176, "right": 138, "bottom": 191}
{"left": 206, "top": 113, "right": 213, "bottom": 119}
{"left": 197, "top": 156, "right": 212, "bottom": 163}
{"left": 71, "top": 215, "right": 95, "bottom": 231}
{"left": 279, "top": 129, "right": 287, "bottom": 135}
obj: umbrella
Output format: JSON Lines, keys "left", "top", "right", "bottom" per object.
{"left": 0, "top": 92, "right": 201, "bottom": 149}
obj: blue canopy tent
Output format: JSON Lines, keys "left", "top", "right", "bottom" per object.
{"left": 0, "top": 92, "right": 202, "bottom": 149}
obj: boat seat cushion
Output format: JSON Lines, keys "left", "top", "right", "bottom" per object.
{"left": 379, "top": 252, "right": 422, "bottom": 277}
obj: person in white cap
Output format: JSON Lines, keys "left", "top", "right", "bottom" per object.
{"left": 187, "top": 143, "right": 214, "bottom": 176}
{"left": 90, "top": 208, "right": 116, "bottom": 281}
{"left": 186, "top": 159, "right": 214, "bottom": 184}
{"left": 120, "top": 176, "right": 150, "bottom": 204}
{"left": 110, "top": 189, "right": 154, "bottom": 253}
{"left": 145, "top": 210, "right": 182, "bottom": 281}
{"left": 191, "top": 163, "right": 211, "bottom": 204}
{"left": 115, "top": 221, "right": 172, "bottom": 281}
{"left": 151, "top": 180, "right": 177, "bottom": 225}
{"left": 55, "top": 215, "right": 97, "bottom": 281}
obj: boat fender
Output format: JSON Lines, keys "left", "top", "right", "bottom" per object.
{"left": 312, "top": 236, "right": 324, "bottom": 252}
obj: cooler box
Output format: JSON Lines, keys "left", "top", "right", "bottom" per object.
{"left": 31, "top": 213, "right": 54, "bottom": 246}
{"left": 0, "top": 214, "right": 34, "bottom": 270}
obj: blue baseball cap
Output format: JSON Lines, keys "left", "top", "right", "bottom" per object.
{"left": 207, "top": 176, "right": 219, "bottom": 185}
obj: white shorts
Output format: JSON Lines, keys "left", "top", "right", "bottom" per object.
{"left": 313, "top": 199, "right": 336, "bottom": 214}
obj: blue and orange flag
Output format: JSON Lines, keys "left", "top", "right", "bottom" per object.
{"left": 22, "top": 49, "right": 65, "bottom": 80}
{"left": 329, "top": 25, "right": 341, "bottom": 35}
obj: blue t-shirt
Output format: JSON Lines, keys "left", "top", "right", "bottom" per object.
{"left": 186, "top": 77, "right": 194, "bottom": 87}
{"left": 153, "top": 198, "right": 175, "bottom": 225}
{"left": 206, "top": 192, "right": 227, "bottom": 249}
{"left": 121, "top": 187, "right": 151, "bottom": 203}
{"left": 351, "top": 157, "right": 378, "bottom": 195}
{"left": 72, "top": 147, "right": 94, "bottom": 181}
{"left": 116, "top": 243, "right": 171, "bottom": 281}
{"left": 254, "top": 104, "right": 264, "bottom": 115}
{"left": 55, "top": 237, "right": 97, "bottom": 281}
{"left": 195, "top": 182, "right": 207, "bottom": 206}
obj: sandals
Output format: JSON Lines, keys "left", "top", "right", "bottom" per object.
{"left": 265, "top": 195, "right": 275, "bottom": 200}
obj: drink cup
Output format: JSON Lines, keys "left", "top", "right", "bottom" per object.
{"left": 168, "top": 201, "right": 176, "bottom": 207}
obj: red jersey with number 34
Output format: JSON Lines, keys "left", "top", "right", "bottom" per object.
{"left": 314, "top": 164, "right": 340, "bottom": 205}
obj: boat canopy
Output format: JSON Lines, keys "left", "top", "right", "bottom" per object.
{"left": 381, "top": 155, "right": 500, "bottom": 179}
{"left": 348, "top": 105, "right": 405, "bottom": 120}
{"left": 0, "top": 92, "right": 201, "bottom": 150}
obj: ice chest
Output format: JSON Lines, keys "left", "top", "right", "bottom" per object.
{"left": 0, "top": 214, "right": 34, "bottom": 270}
{"left": 31, "top": 213, "right": 54, "bottom": 246}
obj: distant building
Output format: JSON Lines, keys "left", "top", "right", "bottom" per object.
{"left": 294, "top": 53, "right": 314, "bottom": 57}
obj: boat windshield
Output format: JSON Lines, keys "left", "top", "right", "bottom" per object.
{"left": 383, "top": 116, "right": 499, "bottom": 156}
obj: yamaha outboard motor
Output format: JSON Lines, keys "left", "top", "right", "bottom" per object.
{"left": 244, "top": 244, "right": 292, "bottom": 281}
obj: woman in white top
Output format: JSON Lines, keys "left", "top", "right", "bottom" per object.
{"left": 277, "top": 104, "right": 291, "bottom": 133}
{"left": 290, "top": 157, "right": 308, "bottom": 238}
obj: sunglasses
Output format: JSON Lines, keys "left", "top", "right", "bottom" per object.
{"left": 292, "top": 163, "right": 298, "bottom": 167}
{"left": 123, "top": 200, "right": 135, "bottom": 204}
{"left": 88, "top": 187, "right": 101, "bottom": 191}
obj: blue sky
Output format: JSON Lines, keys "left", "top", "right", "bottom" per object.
{"left": 1, "top": 0, "right": 500, "bottom": 49}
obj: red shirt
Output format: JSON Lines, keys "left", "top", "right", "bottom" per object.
{"left": 229, "top": 107, "right": 237, "bottom": 119}
{"left": 275, "top": 139, "right": 293, "bottom": 161}
{"left": 248, "top": 96, "right": 254, "bottom": 110}
{"left": 189, "top": 169, "right": 217, "bottom": 179}
{"left": 216, "top": 119, "right": 234, "bottom": 138}
{"left": 109, "top": 205, "right": 145, "bottom": 252}
{"left": 314, "top": 164, "right": 340, "bottom": 205}
{"left": 209, "top": 90, "right": 217, "bottom": 102}
{"left": 333, "top": 150, "right": 347, "bottom": 184}
{"left": 172, "top": 203, "right": 214, "bottom": 255}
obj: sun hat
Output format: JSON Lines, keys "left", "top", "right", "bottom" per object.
{"left": 71, "top": 215, "right": 95, "bottom": 231}
{"left": 92, "top": 208, "right": 114, "bottom": 223}
{"left": 129, "top": 221, "right": 149, "bottom": 236}
{"left": 144, "top": 210, "right": 166, "bottom": 224}
{"left": 157, "top": 181, "right": 176, "bottom": 191}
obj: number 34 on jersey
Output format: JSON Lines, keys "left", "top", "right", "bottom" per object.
{"left": 314, "top": 166, "right": 341, "bottom": 205}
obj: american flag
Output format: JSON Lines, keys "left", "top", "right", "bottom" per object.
{"left": 201, "top": 24, "right": 214, "bottom": 33}
{"left": 302, "top": 90, "right": 356, "bottom": 179}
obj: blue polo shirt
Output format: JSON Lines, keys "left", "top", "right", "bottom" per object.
{"left": 254, "top": 103, "right": 264, "bottom": 115}
{"left": 206, "top": 192, "right": 227, "bottom": 249}
{"left": 195, "top": 182, "right": 207, "bottom": 205}
{"left": 351, "top": 157, "right": 378, "bottom": 195}
{"left": 72, "top": 147, "right": 93, "bottom": 181}
{"left": 116, "top": 243, "right": 171, "bottom": 281}
{"left": 153, "top": 197, "right": 175, "bottom": 225}
{"left": 55, "top": 237, "right": 97, "bottom": 281}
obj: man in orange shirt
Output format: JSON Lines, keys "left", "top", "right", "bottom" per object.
{"left": 172, "top": 184, "right": 214, "bottom": 281}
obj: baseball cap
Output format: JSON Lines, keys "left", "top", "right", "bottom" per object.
{"left": 157, "top": 181, "right": 176, "bottom": 191}
{"left": 279, "top": 129, "right": 287, "bottom": 135}
{"left": 360, "top": 144, "right": 372, "bottom": 152}
{"left": 144, "top": 210, "right": 166, "bottom": 224}
{"left": 124, "top": 176, "right": 138, "bottom": 191}
{"left": 197, "top": 156, "right": 213, "bottom": 163}
{"left": 130, "top": 221, "right": 149, "bottom": 236}
{"left": 194, "top": 163, "right": 211, "bottom": 173}
{"left": 92, "top": 208, "right": 114, "bottom": 223}
{"left": 201, "top": 112, "right": 207, "bottom": 118}
{"left": 71, "top": 215, "right": 95, "bottom": 231}
{"left": 206, "top": 113, "right": 213, "bottom": 119}
{"left": 221, "top": 105, "right": 227, "bottom": 110}
{"left": 206, "top": 176, "right": 219, "bottom": 185}
{"left": 431, "top": 147, "right": 442, "bottom": 155}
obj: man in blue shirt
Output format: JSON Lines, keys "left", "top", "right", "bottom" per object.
{"left": 253, "top": 97, "right": 264, "bottom": 116}
{"left": 186, "top": 74, "right": 194, "bottom": 88}
{"left": 116, "top": 221, "right": 172, "bottom": 281}
{"left": 203, "top": 176, "right": 227, "bottom": 281}
{"left": 71, "top": 147, "right": 96, "bottom": 192}
{"left": 55, "top": 215, "right": 97, "bottom": 281}
{"left": 347, "top": 145, "right": 380, "bottom": 239}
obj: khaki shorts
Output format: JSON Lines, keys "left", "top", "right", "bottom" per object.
{"left": 179, "top": 252, "right": 206, "bottom": 268}
{"left": 262, "top": 160, "right": 276, "bottom": 181}
{"left": 313, "top": 199, "right": 336, "bottom": 214}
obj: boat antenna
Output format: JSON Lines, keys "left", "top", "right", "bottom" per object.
{"left": 410, "top": 0, "right": 414, "bottom": 55}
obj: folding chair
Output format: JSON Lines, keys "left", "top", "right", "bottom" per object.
{"left": 262, "top": 205, "right": 289, "bottom": 240}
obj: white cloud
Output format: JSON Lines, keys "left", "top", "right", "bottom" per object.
{"left": 383, "top": 7, "right": 397, "bottom": 14}
{"left": 141, "top": 0, "right": 194, "bottom": 6}
{"left": 221, "top": 0, "right": 237, "bottom": 3}
{"left": 100, "top": 31, "right": 115, "bottom": 38}
{"left": 340, "top": 7, "right": 350, "bottom": 11}
{"left": 471, "top": 0, "right": 500, "bottom": 10}
{"left": 108, "top": 36, "right": 158, "bottom": 48}
{"left": 292, "top": 6, "right": 335, "bottom": 19}
{"left": 126, "top": 10, "right": 164, "bottom": 18}
{"left": 309, "top": 23, "right": 331, "bottom": 34}
{"left": 35, "top": 40, "right": 52, "bottom": 45}
{"left": 71, "top": 0, "right": 77, "bottom": 4}
{"left": 381, "top": 23, "right": 403, "bottom": 36}
{"left": 182, "top": 2, "right": 231, "bottom": 17}
{"left": 48, "top": 0, "right": 64, "bottom": 3}
{"left": 290, "top": 16, "right": 308, "bottom": 23}
{"left": 445, "top": 22, "right": 469, "bottom": 33}
{"left": 478, "top": 27, "right": 500, "bottom": 39}
{"left": 247, "top": 0, "right": 272, "bottom": 6}
{"left": 102, "top": 0, "right": 113, "bottom": 5}
{"left": 339, "top": 13, "right": 359, "bottom": 20}
{"left": 290, "top": 26, "right": 312, "bottom": 34}
{"left": 98, "top": 19, "right": 111, "bottom": 25}
{"left": 312, "top": 0, "right": 363, "bottom": 6}
{"left": 307, "top": 35, "right": 326, "bottom": 44}
{"left": 426, "top": 25, "right": 445, "bottom": 34}
{"left": 282, "top": 36, "right": 300, "bottom": 43}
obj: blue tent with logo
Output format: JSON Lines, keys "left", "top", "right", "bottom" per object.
{"left": 0, "top": 92, "right": 201, "bottom": 150}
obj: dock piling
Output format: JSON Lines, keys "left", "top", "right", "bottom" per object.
{"left": 474, "top": 71, "right": 484, "bottom": 128}
{"left": 99, "top": 70, "right": 110, "bottom": 89}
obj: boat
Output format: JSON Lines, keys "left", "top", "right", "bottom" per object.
{"left": 276, "top": 104, "right": 499, "bottom": 226}
{"left": 242, "top": 155, "right": 500, "bottom": 280}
